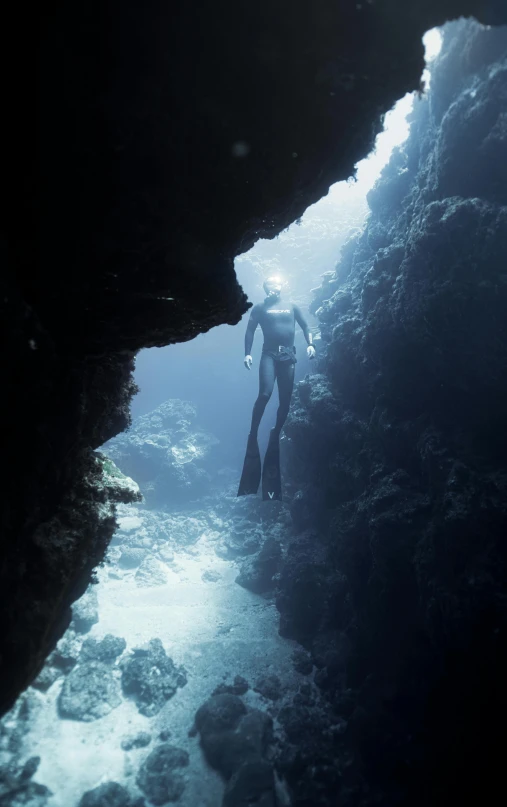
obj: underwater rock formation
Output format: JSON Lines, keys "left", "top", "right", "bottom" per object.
{"left": 194, "top": 693, "right": 276, "bottom": 807}
{"left": 120, "top": 639, "right": 187, "bottom": 718}
{"left": 0, "top": 755, "right": 51, "bottom": 807}
{"left": 235, "top": 536, "right": 283, "bottom": 594}
{"left": 279, "top": 20, "right": 507, "bottom": 806}
{"left": 104, "top": 400, "right": 219, "bottom": 507}
{"left": 58, "top": 661, "right": 123, "bottom": 723}
{"left": 120, "top": 732, "right": 152, "bottom": 752}
{"left": 136, "top": 744, "right": 189, "bottom": 805}
{"left": 71, "top": 587, "right": 100, "bottom": 635}
{"left": 4, "top": 0, "right": 507, "bottom": 713}
{"left": 0, "top": 453, "right": 140, "bottom": 716}
{"left": 79, "top": 781, "right": 144, "bottom": 807}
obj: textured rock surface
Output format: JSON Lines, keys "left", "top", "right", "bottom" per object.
{"left": 4, "top": 0, "right": 507, "bottom": 714}
{"left": 0, "top": 450, "right": 140, "bottom": 714}
{"left": 213, "top": 676, "right": 250, "bottom": 698}
{"left": 0, "top": 756, "right": 51, "bottom": 807}
{"left": 235, "top": 537, "right": 282, "bottom": 594}
{"left": 71, "top": 588, "right": 100, "bottom": 635}
{"left": 278, "top": 20, "right": 507, "bottom": 806}
{"left": 58, "top": 661, "right": 122, "bottom": 722}
{"left": 136, "top": 745, "right": 189, "bottom": 805}
{"left": 78, "top": 782, "right": 139, "bottom": 807}
{"left": 134, "top": 557, "right": 169, "bottom": 588}
{"left": 253, "top": 675, "right": 283, "bottom": 702}
{"left": 222, "top": 760, "right": 276, "bottom": 807}
{"left": 195, "top": 693, "right": 275, "bottom": 805}
{"left": 120, "top": 640, "right": 187, "bottom": 717}
{"left": 120, "top": 732, "right": 152, "bottom": 752}
{"left": 104, "top": 400, "right": 218, "bottom": 507}
{"left": 80, "top": 635, "right": 127, "bottom": 663}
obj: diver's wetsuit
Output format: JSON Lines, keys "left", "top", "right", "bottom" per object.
{"left": 245, "top": 300, "right": 311, "bottom": 437}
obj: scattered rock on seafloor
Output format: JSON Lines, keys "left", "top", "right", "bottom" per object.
{"left": 32, "top": 664, "right": 62, "bottom": 692}
{"left": 195, "top": 694, "right": 272, "bottom": 779}
{"left": 291, "top": 648, "right": 313, "bottom": 676}
{"left": 0, "top": 756, "right": 52, "bottom": 806}
{"left": 135, "top": 556, "right": 168, "bottom": 588}
{"left": 158, "top": 544, "right": 175, "bottom": 564}
{"left": 118, "top": 546, "right": 146, "bottom": 570}
{"left": 51, "top": 630, "right": 82, "bottom": 671}
{"left": 80, "top": 635, "right": 127, "bottom": 664}
{"left": 213, "top": 675, "right": 249, "bottom": 696}
{"left": 120, "top": 639, "right": 187, "bottom": 717}
{"left": 194, "top": 693, "right": 277, "bottom": 805}
{"left": 121, "top": 731, "right": 152, "bottom": 751}
{"left": 136, "top": 744, "right": 189, "bottom": 805}
{"left": 254, "top": 674, "right": 283, "bottom": 701}
{"left": 215, "top": 527, "right": 262, "bottom": 559}
{"left": 58, "top": 661, "right": 122, "bottom": 721}
{"left": 78, "top": 781, "right": 141, "bottom": 807}
{"left": 223, "top": 759, "right": 277, "bottom": 807}
{"left": 71, "top": 587, "right": 99, "bottom": 634}
{"left": 235, "top": 537, "right": 282, "bottom": 593}
{"left": 33, "top": 629, "right": 87, "bottom": 691}
{"left": 201, "top": 569, "right": 221, "bottom": 582}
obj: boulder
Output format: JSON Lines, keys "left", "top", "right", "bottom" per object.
{"left": 118, "top": 547, "right": 146, "bottom": 570}
{"left": 80, "top": 635, "right": 126, "bottom": 664}
{"left": 121, "top": 732, "right": 152, "bottom": 752}
{"left": 120, "top": 639, "right": 187, "bottom": 717}
{"left": 32, "top": 664, "right": 61, "bottom": 693}
{"left": 254, "top": 675, "right": 282, "bottom": 702}
{"left": 0, "top": 756, "right": 51, "bottom": 807}
{"left": 291, "top": 648, "right": 313, "bottom": 676}
{"left": 136, "top": 745, "right": 189, "bottom": 805}
{"left": 194, "top": 694, "right": 247, "bottom": 738}
{"left": 195, "top": 694, "right": 272, "bottom": 781}
{"left": 201, "top": 569, "right": 221, "bottom": 583}
{"left": 51, "top": 630, "right": 82, "bottom": 671}
{"left": 78, "top": 782, "right": 133, "bottom": 807}
{"left": 71, "top": 587, "right": 99, "bottom": 634}
{"left": 216, "top": 527, "right": 262, "bottom": 559}
{"left": 213, "top": 676, "right": 249, "bottom": 697}
{"left": 235, "top": 538, "right": 282, "bottom": 594}
{"left": 223, "top": 760, "right": 276, "bottom": 807}
{"left": 58, "top": 662, "right": 122, "bottom": 721}
{"left": 0, "top": 780, "right": 52, "bottom": 807}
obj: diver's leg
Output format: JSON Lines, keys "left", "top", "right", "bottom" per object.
{"left": 273, "top": 360, "right": 295, "bottom": 436}
{"left": 250, "top": 353, "right": 276, "bottom": 437}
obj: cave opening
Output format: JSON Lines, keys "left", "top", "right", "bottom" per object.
{"left": 3, "top": 16, "right": 507, "bottom": 807}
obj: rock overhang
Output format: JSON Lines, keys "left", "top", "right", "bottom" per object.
{"left": 2, "top": 0, "right": 507, "bottom": 716}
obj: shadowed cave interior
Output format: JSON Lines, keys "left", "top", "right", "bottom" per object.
{"left": 2, "top": 5, "right": 507, "bottom": 807}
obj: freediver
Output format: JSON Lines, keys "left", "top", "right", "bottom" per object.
{"left": 238, "top": 275, "right": 315, "bottom": 500}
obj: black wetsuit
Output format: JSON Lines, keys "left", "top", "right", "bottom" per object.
{"left": 245, "top": 299, "right": 311, "bottom": 437}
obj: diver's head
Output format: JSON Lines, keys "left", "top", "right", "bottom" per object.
{"left": 263, "top": 275, "right": 284, "bottom": 300}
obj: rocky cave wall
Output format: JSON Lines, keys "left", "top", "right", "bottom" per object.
{"left": 3, "top": 0, "right": 507, "bottom": 716}
{"left": 279, "top": 19, "right": 507, "bottom": 806}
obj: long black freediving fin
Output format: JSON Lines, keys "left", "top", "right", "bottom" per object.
{"left": 237, "top": 432, "right": 261, "bottom": 496}
{"left": 262, "top": 429, "right": 282, "bottom": 501}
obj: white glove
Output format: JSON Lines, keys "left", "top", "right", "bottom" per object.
{"left": 244, "top": 355, "right": 253, "bottom": 370}
{"left": 307, "top": 345, "right": 316, "bottom": 359}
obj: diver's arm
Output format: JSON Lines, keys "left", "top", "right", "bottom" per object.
{"left": 294, "top": 304, "right": 316, "bottom": 358}
{"left": 244, "top": 305, "right": 260, "bottom": 369}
